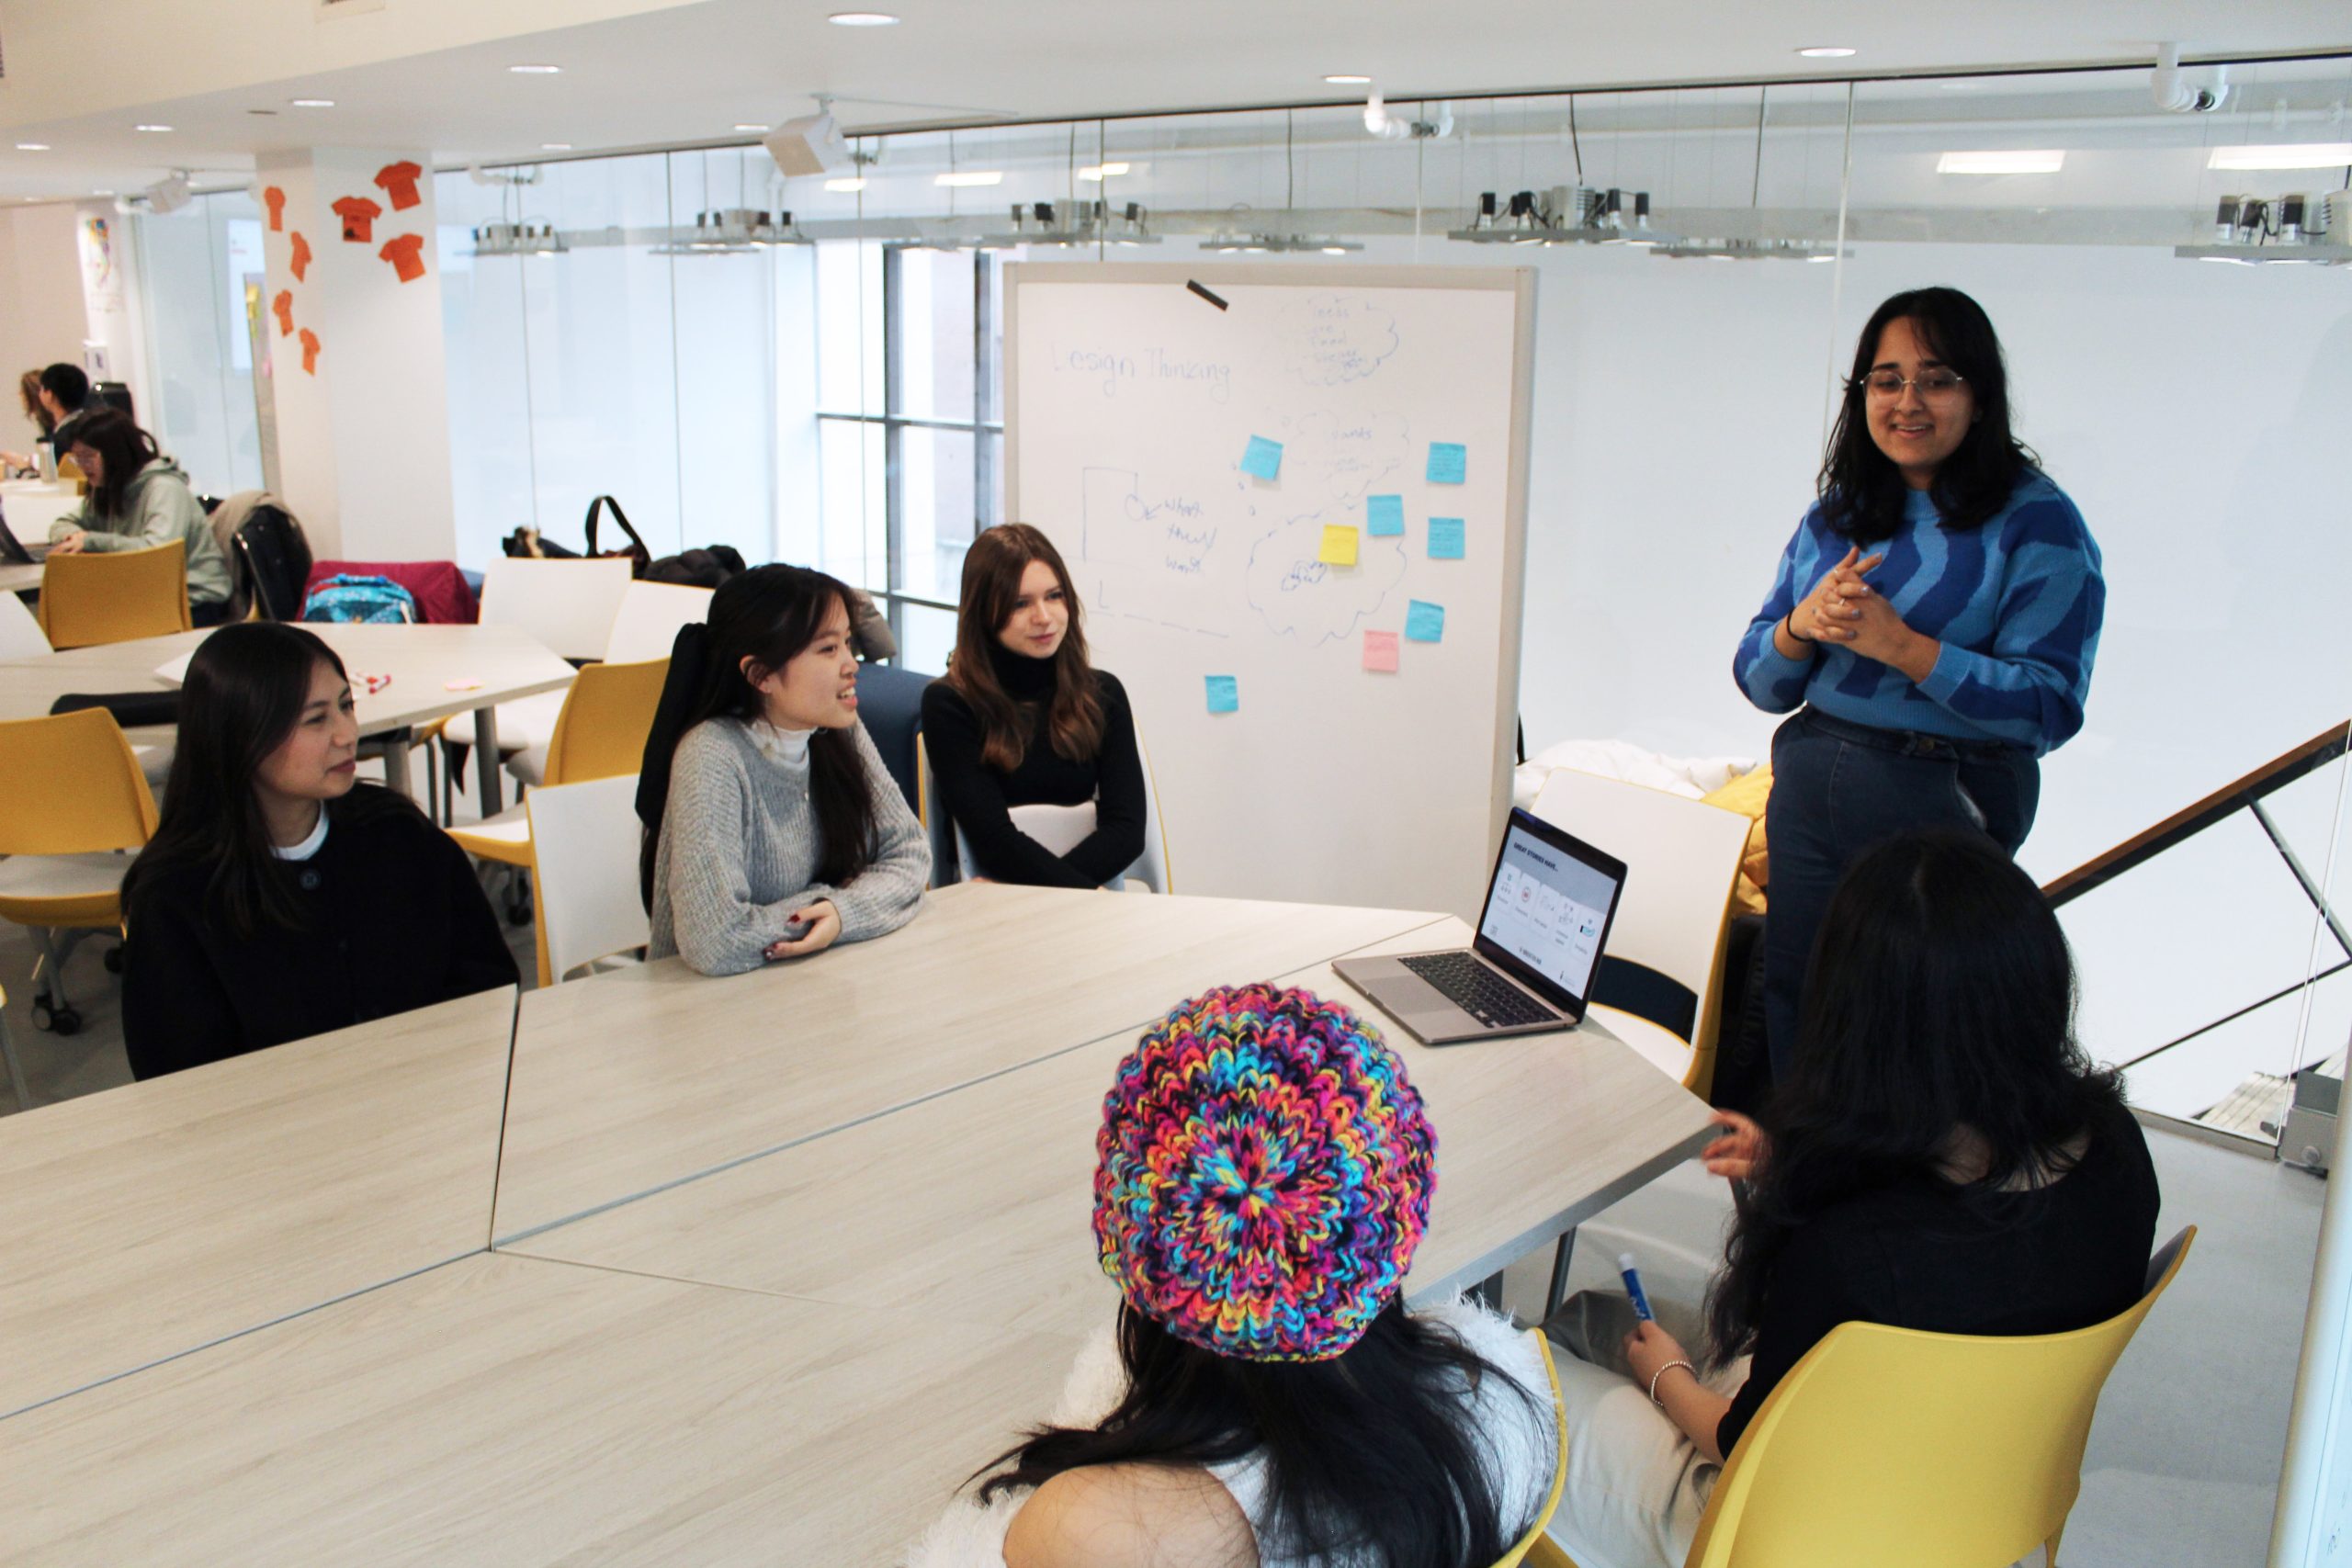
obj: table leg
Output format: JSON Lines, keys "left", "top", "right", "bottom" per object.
{"left": 377, "top": 730, "right": 413, "bottom": 801}
{"left": 1545, "top": 1228, "right": 1577, "bottom": 1320}
{"left": 1471, "top": 1269, "right": 1509, "bottom": 1315}
{"left": 474, "top": 704, "right": 503, "bottom": 818}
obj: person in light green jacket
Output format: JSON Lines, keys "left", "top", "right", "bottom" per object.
{"left": 50, "top": 408, "right": 233, "bottom": 625}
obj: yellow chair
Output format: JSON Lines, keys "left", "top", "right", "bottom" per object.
{"left": 36, "top": 536, "right": 194, "bottom": 649}
{"left": 1532, "top": 1227, "right": 2195, "bottom": 1568}
{"left": 0, "top": 707, "right": 159, "bottom": 1043}
{"left": 447, "top": 658, "right": 666, "bottom": 960}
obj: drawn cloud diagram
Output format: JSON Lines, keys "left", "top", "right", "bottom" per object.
{"left": 1244, "top": 508, "right": 1409, "bottom": 645}
{"left": 1280, "top": 293, "right": 1400, "bottom": 387}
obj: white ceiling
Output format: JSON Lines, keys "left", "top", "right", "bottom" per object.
{"left": 0, "top": 0, "right": 2345, "bottom": 202}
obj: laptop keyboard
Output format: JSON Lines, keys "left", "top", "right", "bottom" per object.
{"left": 1398, "top": 952, "right": 1555, "bottom": 1029}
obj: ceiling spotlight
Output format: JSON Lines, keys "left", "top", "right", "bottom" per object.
{"left": 508, "top": 64, "right": 563, "bottom": 74}
{"left": 291, "top": 98, "right": 335, "bottom": 107}
{"left": 935, "top": 170, "right": 1004, "bottom": 187}
{"left": 1796, "top": 46, "right": 1856, "bottom": 58}
{"left": 134, "top": 124, "right": 174, "bottom": 133}
{"left": 735, "top": 123, "right": 771, "bottom": 132}
{"left": 824, "top": 176, "right": 868, "bottom": 192}
{"left": 15, "top": 143, "right": 50, "bottom": 152}
{"left": 828, "top": 11, "right": 900, "bottom": 24}
{"left": 1937, "top": 149, "right": 2065, "bottom": 175}
{"left": 1325, "top": 73, "right": 1374, "bottom": 85}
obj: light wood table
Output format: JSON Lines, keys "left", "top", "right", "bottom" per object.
{"left": 492, "top": 884, "right": 1447, "bottom": 1241}
{"left": 504, "top": 918, "right": 1716, "bottom": 1344}
{"left": 0, "top": 1251, "right": 1091, "bottom": 1565}
{"left": 0, "top": 986, "right": 515, "bottom": 1419}
{"left": 0, "top": 621, "right": 575, "bottom": 813}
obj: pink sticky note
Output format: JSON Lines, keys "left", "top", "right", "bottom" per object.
{"left": 1363, "top": 630, "right": 1399, "bottom": 672}
{"left": 443, "top": 677, "right": 484, "bottom": 692}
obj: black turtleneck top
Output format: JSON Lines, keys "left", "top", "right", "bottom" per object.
{"left": 919, "top": 645, "right": 1147, "bottom": 888}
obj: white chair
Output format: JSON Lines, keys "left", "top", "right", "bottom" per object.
{"left": 0, "top": 591, "right": 50, "bottom": 657}
{"left": 605, "top": 580, "right": 712, "bottom": 663}
{"left": 943, "top": 733, "right": 1170, "bottom": 893}
{"left": 435, "top": 558, "right": 638, "bottom": 818}
{"left": 1528, "top": 768, "right": 1753, "bottom": 1098}
{"left": 525, "top": 773, "right": 650, "bottom": 987}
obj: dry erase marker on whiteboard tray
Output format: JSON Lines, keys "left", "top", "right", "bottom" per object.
{"left": 1619, "top": 1252, "right": 1656, "bottom": 1323}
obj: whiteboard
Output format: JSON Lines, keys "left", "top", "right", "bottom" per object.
{"left": 1006, "top": 264, "right": 1537, "bottom": 919}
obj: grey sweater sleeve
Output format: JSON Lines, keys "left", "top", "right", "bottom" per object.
{"left": 799, "top": 721, "right": 930, "bottom": 943}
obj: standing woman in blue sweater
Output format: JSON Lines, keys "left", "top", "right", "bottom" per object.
{"left": 1733, "top": 287, "right": 2103, "bottom": 1082}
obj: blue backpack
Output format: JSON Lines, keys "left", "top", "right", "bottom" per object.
{"left": 302, "top": 574, "right": 419, "bottom": 625}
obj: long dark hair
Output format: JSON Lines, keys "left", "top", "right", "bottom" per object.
{"left": 18, "top": 369, "right": 50, "bottom": 434}
{"left": 1817, "top": 287, "right": 2038, "bottom": 544}
{"left": 636, "top": 564, "right": 877, "bottom": 907}
{"left": 978, "top": 1298, "right": 1543, "bottom": 1568}
{"left": 944, "top": 523, "right": 1103, "bottom": 772}
{"left": 122, "top": 623, "right": 351, "bottom": 937}
{"left": 66, "top": 408, "right": 163, "bottom": 524}
{"left": 1706, "top": 829, "right": 2127, "bottom": 1366}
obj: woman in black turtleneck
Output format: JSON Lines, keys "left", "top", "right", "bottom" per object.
{"left": 921, "top": 524, "right": 1147, "bottom": 888}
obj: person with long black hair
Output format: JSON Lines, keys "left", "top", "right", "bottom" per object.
{"left": 119, "top": 623, "right": 517, "bottom": 1079}
{"left": 910, "top": 985, "right": 1558, "bottom": 1568}
{"left": 1543, "top": 831, "right": 2158, "bottom": 1568}
{"left": 50, "top": 407, "right": 234, "bottom": 626}
{"left": 637, "top": 563, "right": 927, "bottom": 976}
{"left": 922, "top": 524, "right": 1147, "bottom": 888}
{"left": 1733, "top": 286, "right": 2104, "bottom": 1082}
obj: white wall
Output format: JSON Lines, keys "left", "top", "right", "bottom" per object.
{"left": 0, "top": 205, "right": 107, "bottom": 447}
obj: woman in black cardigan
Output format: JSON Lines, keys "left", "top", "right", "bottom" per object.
{"left": 119, "top": 623, "right": 517, "bottom": 1079}
{"left": 922, "top": 525, "right": 1147, "bottom": 888}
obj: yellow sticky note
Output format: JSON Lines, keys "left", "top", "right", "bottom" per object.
{"left": 1318, "top": 525, "right": 1360, "bottom": 567}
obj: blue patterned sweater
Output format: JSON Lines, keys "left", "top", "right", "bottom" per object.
{"left": 1733, "top": 472, "right": 2103, "bottom": 756}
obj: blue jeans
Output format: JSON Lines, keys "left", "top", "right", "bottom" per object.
{"left": 1762, "top": 707, "right": 2039, "bottom": 1083}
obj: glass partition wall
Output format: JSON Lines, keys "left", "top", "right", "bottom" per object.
{"left": 140, "top": 56, "right": 2352, "bottom": 1139}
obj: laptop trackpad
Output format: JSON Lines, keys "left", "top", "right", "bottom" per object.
{"left": 1339, "top": 958, "right": 1474, "bottom": 1037}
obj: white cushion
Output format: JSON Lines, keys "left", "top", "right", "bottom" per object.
{"left": 1588, "top": 1002, "right": 1696, "bottom": 1087}
{"left": 449, "top": 805, "right": 530, "bottom": 851}
{"left": 439, "top": 689, "right": 566, "bottom": 755}
{"left": 1513, "top": 739, "right": 1758, "bottom": 812}
{"left": 0, "top": 851, "right": 135, "bottom": 900}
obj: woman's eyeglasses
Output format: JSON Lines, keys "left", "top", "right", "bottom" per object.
{"left": 1860, "top": 369, "right": 1968, "bottom": 400}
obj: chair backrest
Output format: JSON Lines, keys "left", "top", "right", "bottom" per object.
{"left": 945, "top": 729, "right": 1171, "bottom": 893}
{"left": 234, "top": 503, "right": 313, "bottom": 622}
{"left": 1687, "top": 1226, "right": 2197, "bottom": 1568}
{"left": 914, "top": 732, "right": 960, "bottom": 889}
{"left": 526, "top": 773, "right": 650, "bottom": 986}
{"left": 36, "top": 537, "right": 193, "bottom": 649}
{"left": 543, "top": 657, "right": 671, "bottom": 785}
{"left": 1529, "top": 769, "right": 1750, "bottom": 1087}
{"left": 0, "top": 707, "right": 159, "bottom": 856}
{"left": 853, "top": 660, "right": 930, "bottom": 818}
{"left": 605, "top": 580, "right": 712, "bottom": 663}
{"left": 0, "top": 590, "right": 51, "bottom": 657}
{"left": 476, "top": 557, "right": 636, "bottom": 660}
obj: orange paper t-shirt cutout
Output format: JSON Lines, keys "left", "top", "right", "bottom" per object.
{"left": 289, "top": 231, "right": 313, "bottom": 282}
{"left": 264, "top": 186, "right": 287, "bottom": 231}
{"left": 379, "top": 233, "right": 427, "bottom": 283}
{"left": 331, "top": 196, "right": 382, "bottom": 243}
{"left": 272, "top": 290, "right": 294, "bottom": 338}
{"left": 374, "top": 161, "right": 424, "bottom": 212}
{"left": 299, "top": 328, "right": 322, "bottom": 375}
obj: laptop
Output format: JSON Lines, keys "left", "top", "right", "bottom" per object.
{"left": 1334, "top": 807, "right": 1627, "bottom": 1046}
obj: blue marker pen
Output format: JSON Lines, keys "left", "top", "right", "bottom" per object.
{"left": 1619, "top": 1252, "right": 1656, "bottom": 1323}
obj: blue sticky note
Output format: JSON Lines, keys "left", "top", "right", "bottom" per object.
{"left": 1240, "top": 435, "right": 1283, "bottom": 480}
{"left": 1405, "top": 600, "right": 1445, "bottom": 643}
{"left": 1428, "top": 517, "right": 1465, "bottom": 559}
{"left": 1205, "top": 674, "right": 1239, "bottom": 714}
{"left": 1366, "top": 494, "right": 1405, "bottom": 536}
{"left": 1426, "top": 442, "right": 1467, "bottom": 484}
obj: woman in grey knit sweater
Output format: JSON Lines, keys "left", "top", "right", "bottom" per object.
{"left": 637, "top": 566, "right": 928, "bottom": 976}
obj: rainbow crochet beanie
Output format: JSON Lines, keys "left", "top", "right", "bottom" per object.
{"left": 1092, "top": 983, "right": 1437, "bottom": 1362}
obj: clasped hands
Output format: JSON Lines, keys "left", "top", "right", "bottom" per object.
{"left": 1792, "top": 547, "right": 1937, "bottom": 678}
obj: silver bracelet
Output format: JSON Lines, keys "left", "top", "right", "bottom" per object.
{"left": 1648, "top": 1359, "right": 1697, "bottom": 1406}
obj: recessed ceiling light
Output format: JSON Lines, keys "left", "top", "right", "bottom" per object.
{"left": 2207, "top": 142, "right": 2352, "bottom": 171}
{"left": 825, "top": 176, "right": 868, "bottom": 192}
{"left": 1324, "top": 73, "right": 1373, "bottom": 85}
{"left": 15, "top": 143, "right": 50, "bottom": 152}
{"left": 291, "top": 98, "right": 335, "bottom": 108}
{"left": 1796, "top": 46, "right": 1856, "bottom": 58}
{"left": 508, "top": 64, "right": 562, "bottom": 74}
{"left": 541, "top": 143, "right": 573, "bottom": 151}
{"left": 1937, "top": 149, "right": 2065, "bottom": 175}
{"left": 735, "top": 123, "right": 771, "bottom": 132}
{"left": 935, "top": 170, "right": 1003, "bottom": 187}
{"left": 134, "top": 124, "right": 174, "bottom": 133}
{"left": 828, "top": 11, "right": 900, "bottom": 25}
{"left": 1077, "top": 163, "right": 1130, "bottom": 181}
{"left": 94, "top": 189, "right": 113, "bottom": 197}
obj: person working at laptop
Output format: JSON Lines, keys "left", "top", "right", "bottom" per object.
{"left": 47, "top": 408, "right": 234, "bottom": 626}
{"left": 0, "top": 363, "right": 107, "bottom": 473}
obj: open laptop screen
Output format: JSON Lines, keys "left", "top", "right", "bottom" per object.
{"left": 1472, "top": 808, "right": 1626, "bottom": 1010}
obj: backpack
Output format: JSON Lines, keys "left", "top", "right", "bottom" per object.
{"left": 302, "top": 573, "right": 419, "bottom": 625}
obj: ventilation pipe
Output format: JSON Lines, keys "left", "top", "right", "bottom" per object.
{"left": 2153, "top": 43, "right": 2230, "bottom": 114}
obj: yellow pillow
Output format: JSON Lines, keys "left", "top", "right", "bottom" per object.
{"left": 1701, "top": 765, "right": 1772, "bottom": 916}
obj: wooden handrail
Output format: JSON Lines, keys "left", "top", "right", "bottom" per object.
{"left": 2044, "top": 720, "right": 2352, "bottom": 906}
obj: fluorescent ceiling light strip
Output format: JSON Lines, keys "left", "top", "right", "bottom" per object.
{"left": 1077, "top": 163, "right": 1130, "bottom": 181}
{"left": 1937, "top": 150, "right": 2064, "bottom": 175}
{"left": 2207, "top": 143, "right": 2352, "bottom": 171}
{"left": 935, "top": 170, "right": 1003, "bottom": 187}
{"left": 825, "top": 176, "right": 868, "bottom": 192}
